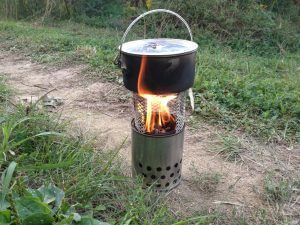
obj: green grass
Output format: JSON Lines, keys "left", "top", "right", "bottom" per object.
{"left": 194, "top": 47, "right": 300, "bottom": 142}
{"left": 0, "top": 78, "right": 179, "bottom": 224}
{"left": 0, "top": 21, "right": 120, "bottom": 69}
{"left": 0, "top": 76, "right": 10, "bottom": 102}
{"left": 1, "top": 20, "right": 299, "bottom": 143}
{"left": 216, "top": 134, "right": 243, "bottom": 161}
{"left": 263, "top": 173, "right": 294, "bottom": 204}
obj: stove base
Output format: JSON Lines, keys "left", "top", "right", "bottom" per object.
{"left": 131, "top": 120, "right": 184, "bottom": 191}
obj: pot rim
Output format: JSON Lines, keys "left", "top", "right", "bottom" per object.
{"left": 119, "top": 38, "right": 198, "bottom": 57}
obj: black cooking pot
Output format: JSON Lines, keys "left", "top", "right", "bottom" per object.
{"left": 116, "top": 9, "right": 198, "bottom": 95}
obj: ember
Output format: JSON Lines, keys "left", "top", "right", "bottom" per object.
{"left": 144, "top": 112, "right": 176, "bottom": 135}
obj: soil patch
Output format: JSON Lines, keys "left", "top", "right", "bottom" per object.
{"left": 1, "top": 50, "right": 299, "bottom": 224}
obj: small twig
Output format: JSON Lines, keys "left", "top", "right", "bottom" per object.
{"left": 99, "top": 111, "right": 113, "bottom": 117}
{"left": 229, "top": 176, "right": 241, "bottom": 190}
{"left": 213, "top": 201, "right": 244, "bottom": 207}
{"left": 6, "top": 99, "right": 18, "bottom": 108}
{"left": 282, "top": 213, "right": 300, "bottom": 216}
{"left": 291, "top": 195, "right": 300, "bottom": 207}
{"left": 104, "top": 86, "right": 119, "bottom": 97}
{"left": 20, "top": 81, "right": 48, "bottom": 90}
{"left": 31, "top": 88, "right": 57, "bottom": 108}
{"left": 241, "top": 155, "right": 265, "bottom": 168}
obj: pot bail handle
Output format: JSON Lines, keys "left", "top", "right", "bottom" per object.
{"left": 114, "top": 9, "right": 194, "bottom": 66}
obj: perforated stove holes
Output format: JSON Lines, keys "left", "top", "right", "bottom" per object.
{"left": 139, "top": 158, "right": 183, "bottom": 190}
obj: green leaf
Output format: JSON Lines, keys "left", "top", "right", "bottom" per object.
{"left": 61, "top": 202, "right": 73, "bottom": 215}
{"left": 0, "top": 210, "right": 11, "bottom": 225}
{"left": 73, "top": 213, "right": 81, "bottom": 222}
{"left": 10, "top": 117, "right": 30, "bottom": 131}
{"left": 146, "top": 0, "right": 152, "bottom": 10}
{"left": 38, "top": 184, "right": 65, "bottom": 211}
{"left": 0, "top": 193, "right": 10, "bottom": 210}
{"left": 0, "top": 162, "right": 17, "bottom": 210}
{"left": 22, "top": 213, "right": 54, "bottom": 225}
{"left": 55, "top": 214, "right": 74, "bottom": 225}
{"left": 26, "top": 189, "right": 44, "bottom": 201}
{"left": 9, "top": 131, "right": 63, "bottom": 151}
{"left": 15, "top": 196, "right": 52, "bottom": 220}
{"left": 74, "top": 216, "right": 110, "bottom": 225}
{"left": 33, "top": 131, "right": 64, "bottom": 138}
{"left": 94, "top": 205, "right": 106, "bottom": 211}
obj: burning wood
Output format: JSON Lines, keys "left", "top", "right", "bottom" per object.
{"left": 137, "top": 55, "right": 177, "bottom": 134}
{"left": 143, "top": 112, "right": 176, "bottom": 135}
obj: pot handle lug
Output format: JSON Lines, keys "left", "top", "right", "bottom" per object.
{"left": 114, "top": 9, "right": 194, "bottom": 67}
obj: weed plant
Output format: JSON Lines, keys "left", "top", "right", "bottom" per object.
{"left": 263, "top": 173, "right": 293, "bottom": 204}
{"left": 0, "top": 76, "right": 10, "bottom": 102}
{"left": 0, "top": 80, "right": 178, "bottom": 224}
{"left": 216, "top": 134, "right": 243, "bottom": 161}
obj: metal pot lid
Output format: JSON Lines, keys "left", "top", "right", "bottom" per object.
{"left": 120, "top": 38, "right": 198, "bottom": 56}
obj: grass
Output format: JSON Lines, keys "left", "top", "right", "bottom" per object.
{"left": 192, "top": 171, "right": 222, "bottom": 193}
{"left": 1, "top": 78, "right": 253, "bottom": 225}
{"left": 1, "top": 19, "right": 299, "bottom": 143}
{"left": 263, "top": 173, "right": 294, "bottom": 204}
{"left": 194, "top": 47, "right": 300, "bottom": 143}
{"left": 0, "top": 2, "right": 299, "bottom": 223}
{"left": 0, "top": 76, "right": 10, "bottom": 102}
{"left": 0, "top": 20, "right": 120, "bottom": 70}
{"left": 2, "top": 109, "right": 176, "bottom": 224}
{"left": 0, "top": 79, "right": 181, "bottom": 224}
{"left": 216, "top": 134, "right": 244, "bottom": 161}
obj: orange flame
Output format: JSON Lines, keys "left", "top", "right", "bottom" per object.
{"left": 137, "top": 56, "right": 176, "bottom": 133}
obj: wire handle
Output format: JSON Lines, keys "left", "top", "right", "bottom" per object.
{"left": 114, "top": 9, "right": 193, "bottom": 66}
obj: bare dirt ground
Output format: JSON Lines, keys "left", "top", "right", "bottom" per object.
{"left": 1, "top": 50, "right": 299, "bottom": 224}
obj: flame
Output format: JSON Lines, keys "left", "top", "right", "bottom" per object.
{"left": 137, "top": 56, "right": 176, "bottom": 133}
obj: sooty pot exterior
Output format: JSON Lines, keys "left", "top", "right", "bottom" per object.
{"left": 120, "top": 51, "right": 197, "bottom": 95}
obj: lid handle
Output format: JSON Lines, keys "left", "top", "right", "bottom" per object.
{"left": 114, "top": 9, "right": 193, "bottom": 66}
